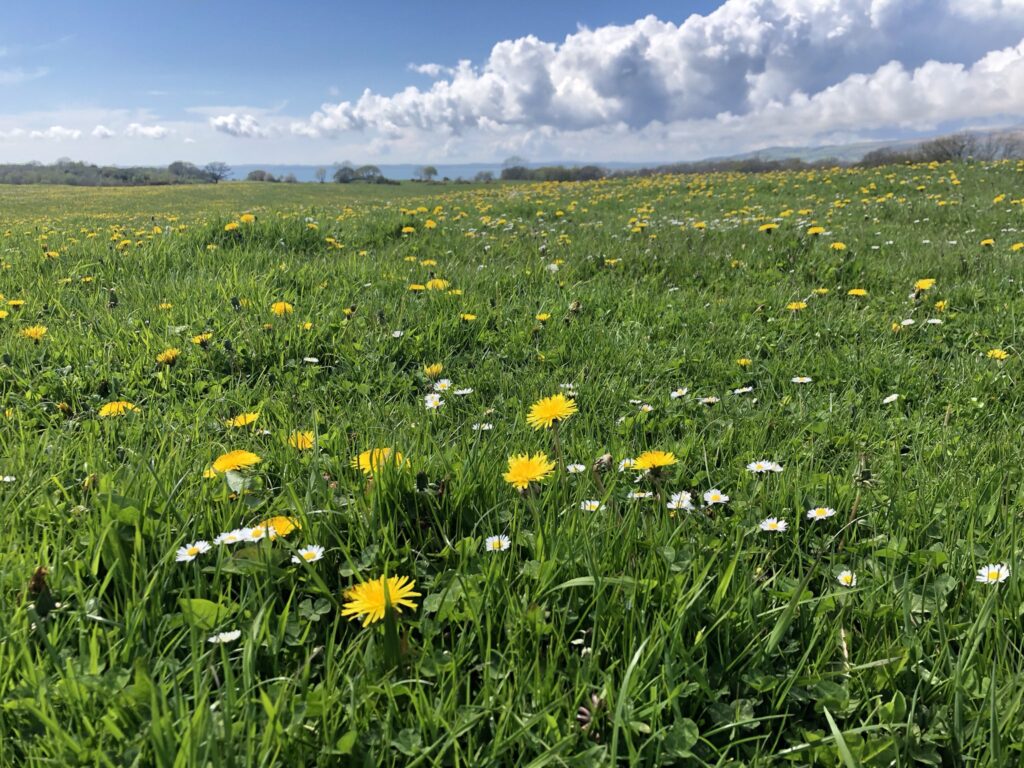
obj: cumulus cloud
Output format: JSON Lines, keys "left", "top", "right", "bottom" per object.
{"left": 210, "top": 113, "right": 270, "bottom": 138}
{"left": 91, "top": 124, "right": 114, "bottom": 139}
{"left": 291, "top": 0, "right": 1024, "bottom": 155}
{"left": 125, "top": 123, "right": 170, "bottom": 139}
{"left": 30, "top": 125, "right": 81, "bottom": 140}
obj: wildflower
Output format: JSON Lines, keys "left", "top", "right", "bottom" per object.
{"left": 699, "top": 396, "right": 720, "bottom": 405}
{"left": 759, "top": 223, "right": 779, "bottom": 232}
{"left": 20, "top": 325, "right": 47, "bottom": 342}
{"left": 627, "top": 490, "right": 654, "bottom": 500}
{"left": 914, "top": 278, "right": 936, "bottom": 292}
{"left": 901, "top": 319, "right": 915, "bottom": 327}
{"left": 433, "top": 379, "right": 452, "bottom": 392}
{"left": 288, "top": 431, "right": 315, "bottom": 450}
{"left": 535, "top": 313, "right": 551, "bottom": 322}
{"left": 460, "top": 313, "right": 477, "bottom": 322}
{"left": 747, "top": 460, "right": 783, "bottom": 474}
{"left": 191, "top": 332, "right": 212, "bottom": 346}
{"left": 737, "top": 358, "right": 752, "bottom": 367}
{"left": 786, "top": 301, "right": 807, "bottom": 311}
{"left": 806, "top": 506, "right": 837, "bottom": 521}
{"left": 424, "top": 393, "right": 444, "bottom": 409}
{"left": 485, "top": 534, "right": 511, "bottom": 552}
{"left": 351, "top": 448, "right": 404, "bottom": 475}
{"left": 847, "top": 288, "right": 868, "bottom": 297}
{"left": 271, "top": 301, "right": 294, "bottom": 316}
{"left": 807, "top": 226, "right": 825, "bottom": 236}
{"left": 526, "top": 393, "right": 578, "bottom": 429}
{"left": 208, "top": 630, "right": 241, "bottom": 644}
{"left": 454, "top": 388, "right": 473, "bottom": 396}
{"left": 813, "top": 287, "right": 830, "bottom": 295}
{"left": 703, "top": 489, "right": 729, "bottom": 505}
{"left": 392, "top": 330, "right": 404, "bottom": 338}
{"left": 634, "top": 450, "right": 677, "bottom": 472}
{"left": 987, "top": 349, "right": 1009, "bottom": 361}
{"left": 292, "top": 545, "right": 325, "bottom": 564}
{"left": 425, "top": 278, "right": 450, "bottom": 291}
{"left": 225, "top": 412, "right": 260, "bottom": 428}
{"left": 667, "top": 491, "right": 694, "bottom": 511}
{"left": 214, "top": 529, "right": 246, "bottom": 545}
{"left": 98, "top": 401, "right": 138, "bottom": 418}
{"left": 341, "top": 575, "right": 421, "bottom": 627}
{"left": 241, "top": 526, "right": 267, "bottom": 542}
{"left": 670, "top": 387, "right": 689, "bottom": 399}
{"left": 580, "top": 499, "right": 606, "bottom": 512}
{"left": 176, "top": 540, "right": 211, "bottom": 562}
{"left": 472, "top": 422, "right": 494, "bottom": 431}
{"left": 882, "top": 394, "right": 899, "bottom": 404}
{"left": 210, "top": 450, "right": 262, "bottom": 474}
{"left": 566, "top": 463, "right": 586, "bottom": 474}
{"left": 980, "top": 238, "right": 995, "bottom": 247}
{"left": 935, "top": 300, "right": 947, "bottom": 312}
{"left": 975, "top": 563, "right": 1010, "bottom": 585}
{"left": 732, "top": 386, "right": 754, "bottom": 395}
{"left": 423, "top": 363, "right": 443, "bottom": 379}
{"left": 791, "top": 376, "right": 813, "bottom": 384}
{"left": 759, "top": 517, "right": 788, "bottom": 532}
{"left": 830, "top": 242, "right": 846, "bottom": 251}
{"left": 224, "top": 221, "right": 239, "bottom": 232}
{"left": 837, "top": 570, "right": 857, "bottom": 587}
{"left": 156, "top": 347, "right": 180, "bottom": 366}
{"left": 618, "top": 458, "right": 636, "bottom": 472}
{"left": 503, "top": 453, "right": 555, "bottom": 490}
{"left": 239, "top": 213, "right": 255, "bottom": 224}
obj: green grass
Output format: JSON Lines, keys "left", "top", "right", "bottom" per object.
{"left": 1, "top": 162, "right": 1024, "bottom": 766}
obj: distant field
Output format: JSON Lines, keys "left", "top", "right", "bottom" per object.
{"left": 2, "top": 162, "right": 1024, "bottom": 766}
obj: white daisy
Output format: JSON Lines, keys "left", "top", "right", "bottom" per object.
{"left": 433, "top": 379, "right": 452, "bottom": 392}
{"left": 900, "top": 318, "right": 915, "bottom": 326}
{"left": 806, "top": 506, "right": 837, "bottom": 521}
{"left": 703, "top": 489, "right": 729, "bottom": 505}
{"left": 241, "top": 526, "right": 267, "bottom": 543}
{"left": 747, "top": 460, "right": 783, "bottom": 474}
{"left": 759, "top": 517, "right": 788, "bottom": 532}
{"left": 566, "top": 463, "right": 586, "bottom": 474}
{"left": 485, "top": 534, "right": 511, "bottom": 552}
{"left": 732, "top": 386, "right": 754, "bottom": 395}
{"left": 667, "top": 491, "right": 694, "bottom": 511}
{"left": 454, "top": 388, "right": 474, "bottom": 396}
{"left": 670, "top": 387, "right": 689, "bottom": 399}
{"left": 580, "top": 499, "right": 605, "bottom": 512}
{"left": 176, "top": 540, "right": 211, "bottom": 562}
{"left": 391, "top": 330, "right": 404, "bottom": 338}
{"left": 291, "top": 545, "right": 325, "bottom": 564}
{"left": 627, "top": 490, "right": 654, "bottom": 500}
{"left": 302, "top": 357, "right": 320, "bottom": 364}
{"left": 207, "top": 629, "right": 242, "bottom": 644}
{"left": 976, "top": 563, "right": 1010, "bottom": 585}
{"left": 926, "top": 318, "right": 943, "bottom": 325}
{"left": 424, "top": 393, "right": 444, "bottom": 409}
{"left": 472, "top": 422, "right": 494, "bottom": 431}
{"left": 837, "top": 570, "right": 857, "bottom": 587}
{"left": 638, "top": 403, "right": 654, "bottom": 412}
{"left": 791, "top": 376, "right": 813, "bottom": 384}
{"left": 214, "top": 529, "right": 245, "bottom": 546}
{"left": 882, "top": 393, "right": 899, "bottom": 404}
{"left": 618, "top": 458, "right": 636, "bottom": 472}
{"left": 699, "top": 396, "right": 720, "bottom": 405}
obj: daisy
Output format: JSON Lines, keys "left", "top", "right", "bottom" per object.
{"left": 882, "top": 394, "right": 899, "bottom": 404}
{"left": 926, "top": 318, "right": 943, "bottom": 325}
{"left": 627, "top": 490, "right": 654, "bottom": 500}
{"left": 391, "top": 330, "right": 404, "bottom": 338}
{"left": 214, "top": 529, "right": 246, "bottom": 545}
{"left": 791, "top": 376, "right": 813, "bottom": 384}
{"left": 638, "top": 403, "right": 654, "bottom": 413}
{"left": 485, "top": 534, "right": 511, "bottom": 552}
{"left": 618, "top": 459, "right": 636, "bottom": 472}
{"left": 241, "top": 526, "right": 267, "bottom": 543}
{"left": 176, "top": 540, "right": 211, "bottom": 562}
{"left": 699, "top": 396, "right": 720, "bottom": 405}
{"left": 759, "top": 517, "right": 788, "bottom": 532}
{"left": 667, "top": 491, "right": 694, "bottom": 511}
{"left": 747, "top": 460, "right": 783, "bottom": 474}
{"left": 472, "top": 422, "right": 494, "bottom": 431}
{"left": 580, "top": 499, "right": 606, "bottom": 512}
{"left": 670, "top": 387, "right": 689, "bottom": 399}
{"left": 291, "top": 545, "right": 325, "bottom": 564}
{"left": 732, "top": 386, "right": 754, "bottom": 395}
{"left": 454, "top": 388, "right": 474, "bottom": 396}
{"left": 703, "top": 489, "right": 729, "bottom": 505}
{"left": 433, "top": 379, "right": 453, "bottom": 392}
{"left": 424, "top": 393, "right": 444, "bottom": 409}
{"left": 900, "top": 319, "right": 915, "bottom": 327}
{"left": 806, "top": 506, "right": 837, "bottom": 521}
{"left": 836, "top": 570, "right": 857, "bottom": 587}
{"left": 976, "top": 563, "right": 1010, "bottom": 585}
{"left": 207, "top": 630, "right": 242, "bottom": 644}
{"left": 566, "top": 463, "right": 586, "bottom": 474}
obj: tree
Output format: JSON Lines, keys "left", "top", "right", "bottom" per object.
{"left": 314, "top": 167, "right": 327, "bottom": 183}
{"left": 246, "top": 169, "right": 277, "bottom": 182}
{"left": 417, "top": 165, "right": 438, "bottom": 181}
{"left": 473, "top": 170, "right": 494, "bottom": 183}
{"left": 502, "top": 155, "right": 527, "bottom": 168}
{"left": 204, "top": 162, "right": 231, "bottom": 183}
{"left": 355, "top": 164, "right": 382, "bottom": 181}
{"left": 333, "top": 166, "right": 356, "bottom": 183}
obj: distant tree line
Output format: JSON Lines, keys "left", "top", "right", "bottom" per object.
{"left": 859, "top": 131, "right": 1024, "bottom": 166}
{"left": 330, "top": 163, "right": 398, "bottom": 185}
{"left": 0, "top": 159, "right": 231, "bottom": 186}
{"left": 500, "top": 165, "right": 607, "bottom": 182}
{"left": 244, "top": 169, "right": 299, "bottom": 183}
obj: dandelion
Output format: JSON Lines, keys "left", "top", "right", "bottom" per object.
{"left": 914, "top": 278, "right": 936, "bottom": 292}
{"left": 423, "top": 363, "right": 443, "bottom": 379}
{"left": 176, "top": 540, "right": 211, "bottom": 562}
{"left": 703, "top": 489, "right": 729, "bottom": 505}
{"left": 292, "top": 545, "right": 325, "bottom": 564}
{"left": 503, "top": 453, "right": 555, "bottom": 490}
{"left": 837, "top": 570, "right": 857, "bottom": 587}
{"left": 806, "top": 506, "right": 837, "bottom": 521}
{"left": 976, "top": 563, "right": 1010, "bottom": 585}
{"left": 667, "top": 491, "right": 694, "bottom": 511}
{"left": 261, "top": 516, "right": 300, "bottom": 539}
{"left": 847, "top": 288, "right": 868, "bottom": 297}
{"left": 786, "top": 301, "right": 807, "bottom": 311}
{"left": 807, "top": 226, "right": 825, "bottom": 236}
{"left": 288, "top": 431, "right": 315, "bottom": 450}
{"left": 341, "top": 575, "right": 421, "bottom": 627}
{"left": 208, "top": 630, "right": 242, "bottom": 644}
{"left": 485, "top": 534, "right": 511, "bottom": 552}
{"left": 981, "top": 238, "right": 995, "bottom": 247}
{"left": 20, "top": 325, "right": 47, "bottom": 342}
{"left": 191, "top": 332, "right": 212, "bottom": 346}
{"left": 98, "top": 401, "right": 138, "bottom": 418}
{"left": 747, "top": 460, "right": 783, "bottom": 474}
{"left": 460, "top": 313, "right": 477, "bottom": 322}
{"left": 535, "top": 313, "right": 551, "bottom": 322}
{"left": 210, "top": 450, "right": 262, "bottom": 474}
{"left": 270, "top": 301, "right": 293, "bottom": 316}
{"left": 424, "top": 393, "right": 444, "bottom": 409}
{"left": 759, "top": 517, "right": 788, "bottom": 532}
{"left": 633, "top": 450, "right": 676, "bottom": 472}
{"left": 759, "top": 223, "right": 779, "bottom": 233}
{"left": 225, "top": 412, "right": 260, "bottom": 428}
{"left": 156, "top": 347, "right": 180, "bottom": 366}
{"left": 239, "top": 213, "right": 255, "bottom": 224}
{"left": 526, "top": 393, "right": 578, "bottom": 429}
{"left": 737, "top": 358, "right": 752, "bottom": 367}
{"left": 987, "top": 349, "right": 1009, "bottom": 361}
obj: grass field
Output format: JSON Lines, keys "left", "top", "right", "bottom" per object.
{"left": 1, "top": 164, "right": 1023, "bottom": 766}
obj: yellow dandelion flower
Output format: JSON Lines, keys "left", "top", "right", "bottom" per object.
{"left": 261, "top": 515, "right": 300, "bottom": 539}
{"left": 847, "top": 288, "right": 868, "bottom": 297}
{"left": 350, "top": 448, "right": 404, "bottom": 475}
{"left": 341, "top": 575, "right": 421, "bottom": 627}
{"left": 526, "top": 394, "right": 578, "bottom": 429}
{"left": 914, "top": 279, "right": 936, "bottom": 292}
{"left": 633, "top": 450, "right": 677, "bottom": 471}
{"left": 239, "top": 213, "right": 256, "bottom": 224}
{"left": 191, "top": 332, "right": 212, "bottom": 346}
{"left": 423, "top": 363, "right": 443, "bottom": 379}
{"left": 271, "top": 301, "right": 294, "bottom": 316}
{"left": 225, "top": 411, "right": 260, "bottom": 428}
{"left": 425, "top": 278, "right": 449, "bottom": 291}
{"left": 289, "top": 430, "right": 315, "bottom": 450}
{"left": 987, "top": 349, "right": 1009, "bottom": 361}
{"left": 156, "top": 347, "right": 180, "bottom": 366}
{"left": 830, "top": 242, "right": 847, "bottom": 251}
{"left": 210, "top": 450, "right": 262, "bottom": 474}
{"left": 20, "top": 325, "right": 47, "bottom": 342}
{"left": 98, "top": 401, "right": 138, "bottom": 418}
{"left": 786, "top": 301, "right": 807, "bottom": 311}
{"left": 503, "top": 453, "right": 556, "bottom": 490}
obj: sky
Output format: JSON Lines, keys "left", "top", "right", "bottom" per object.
{"left": 4, "top": 0, "right": 1024, "bottom": 166}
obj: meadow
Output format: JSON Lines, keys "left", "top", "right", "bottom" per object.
{"left": 1, "top": 162, "right": 1023, "bottom": 766}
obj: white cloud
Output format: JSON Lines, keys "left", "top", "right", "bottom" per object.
{"left": 91, "top": 124, "right": 114, "bottom": 139}
{"left": 125, "top": 122, "right": 170, "bottom": 139}
{"left": 291, "top": 0, "right": 1024, "bottom": 155}
{"left": 210, "top": 113, "right": 270, "bottom": 138}
{"left": 29, "top": 125, "right": 81, "bottom": 140}
{"left": 0, "top": 66, "right": 48, "bottom": 85}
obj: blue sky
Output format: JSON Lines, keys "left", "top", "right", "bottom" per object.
{"left": 3, "top": 1, "right": 1024, "bottom": 165}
